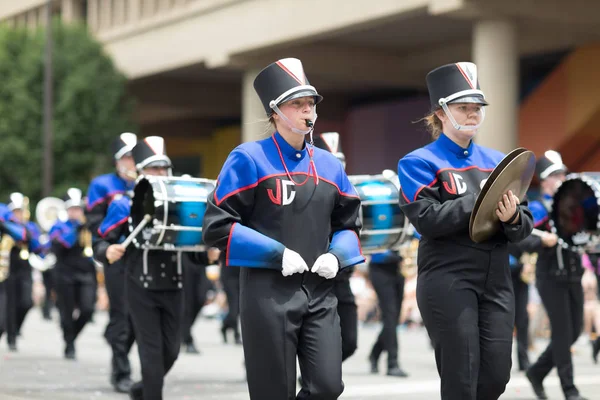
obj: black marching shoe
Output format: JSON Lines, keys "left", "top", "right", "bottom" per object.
{"left": 592, "top": 338, "right": 600, "bottom": 364}
{"left": 387, "top": 366, "right": 409, "bottom": 377}
{"left": 525, "top": 369, "right": 548, "bottom": 400}
{"left": 185, "top": 342, "right": 200, "bottom": 354}
{"left": 129, "top": 381, "right": 144, "bottom": 400}
{"left": 368, "top": 354, "right": 379, "bottom": 374}
{"left": 64, "top": 343, "right": 76, "bottom": 360}
{"left": 566, "top": 395, "right": 589, "bottom": 400}
{"left": 113, "top": 377, "right": 133, "bottom": 393}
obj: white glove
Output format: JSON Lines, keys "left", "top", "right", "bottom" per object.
{"left": 311, "top": 253, "right": 339, "bottom": 279}
{"left": 281, "top": 248, "right": 309, "bottom": 277}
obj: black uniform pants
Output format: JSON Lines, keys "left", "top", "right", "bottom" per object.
{"left": 6, "top": 271, "right": 33, "bottom": 344}
{"left": 369, "top": 262, "right": 405, "bottom": 368}
{"left": 127, "top": 277, "right": 183, "bottom": 400}
{"left": 57, "top": 279, "right": 96, "bottom": 345}
{"left": 104, "top": 262, "right": 135, "bottom": 381}
{"left": 334, "top": 274, "right": 357, "bottom": 362}
{"left": 528, "top": 278, "right": 584, "bottom": 397}
{"left": 42, "top": 268, "right": 55, "bottom": 317}
{"left": 221, "top": 268, "right": 240, "bottom": 334}
{"left": 510, "top": 270, "right": 530, "bottom": 369}
{"left": 240, "top": 268, "right": 344, "bottom": 400}
{"left": 0, "top": 281, "right": 6, "bottom": 337}
{"left": 182, "top": 264, "right": 209, "bottom": 344}
{"left": 417, "top": 246, "right": 514, "bottom": 400}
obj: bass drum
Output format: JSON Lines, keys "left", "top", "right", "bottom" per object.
{"left": 550, "top": 172, "right": 600, "bottom": 252}
{"left": 130, "top": 175, "right": 216, "bottom": 251}
{"left": 349, "top": 170, "right": 408, "bottom": 254}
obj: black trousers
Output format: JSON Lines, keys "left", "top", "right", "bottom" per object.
{"left": 182, "top": 263, "right": 209, "bottom": 344}
{"left": 221, "top": 266, "right": 241, "bottom": 334}
{"left": 369, "top": 262, "right": 405, "bottom": 368}
{"left": 510, "top": 270, "right": 530, "bottom": 369}
{"left": 56, "top": 279, "right": 96, "bottom": 346}
{"left": 417, "top": 245, "right": 514, "bottom": 400}
{"left": 528, "top": 278, "right": 584, "bottom": 397}
{"left": 104, "top": 261, "right": 135, "bottom": 382}
{"left": 334, "top": 273, "right": 357, "bottom": 362}
{"left": 5, "top": 271, "right": 33, "bottom": 345}
{"left": 127, "top": 276, "right": 183, "bottom": 400}
{"left": 0, "top": 281, "right": 6, "bottom": 337}
{"left": 240, "top": 268, "right": 343, "bottom": 400}
{"left": 41, "top": 268, "right": 55, "bottom": 317}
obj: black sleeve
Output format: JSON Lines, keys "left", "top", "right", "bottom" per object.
{"left": 500, "top": 203, "right": 535, "bottom": 243}
{"left": 92, "top": 221, "right": 127, "bottom": 265}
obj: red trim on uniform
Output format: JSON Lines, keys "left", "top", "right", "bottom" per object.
{"left": 226, "top": 223, "right": 236, "bottom": 266}
{"left": 534, "top": 216, "right": 549, "bottom": 228}
{"left": 86, "top": 190, "right": 125, "bottom": 211}
{"left": 410, "top": 166, "right": 494, "bottom": 202}
{"left": 98, "top": 216, "right": 128, "bottom": 238}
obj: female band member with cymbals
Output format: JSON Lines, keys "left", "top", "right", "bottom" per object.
{"left": 397, "top": 62, "right": 534, "bottom": 400}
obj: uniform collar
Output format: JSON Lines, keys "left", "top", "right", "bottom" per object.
{"left": 438, "top": 133, "right": 474, "bottom": 159}
{"left": 273, "top": 132, "right": 307, "bottom": 161}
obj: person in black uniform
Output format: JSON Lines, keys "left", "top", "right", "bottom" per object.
{"left": 397, "top": 62, "right": 534, "bottom": 400}
{"left": 0, "top": 204, "right": 31, "bottom": 346}
{"left": 367, "top": 250, "right": 408, "bottom": 377}
{"left": 202, "top": 58, "right": 364, "bottom": 400}
{"left": 49, "top": 188, "right": 97, "bottom": 359}
{"left": 218, "top": 250, "right": 242, "bottom": 344}
{"left": 94, "top": 136, "right": 185, "bottom": 400}
{"left": 4, "top": 193, "right": 43, "bottom": 351}
{"left": 181, "top": 247, "right": 220, "bottom": 353}
{"left": 526, "top": 151, "right": 588, "bottom": 400}
{"left": 312, "top": 132, "right": 358, "bottom": 364}
{"left": 87, "top": 133, "right": 138, "bottom": 392}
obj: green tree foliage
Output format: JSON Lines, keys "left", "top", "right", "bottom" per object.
{"left": 0, "top": 19, "right": 135, "bottom": 208}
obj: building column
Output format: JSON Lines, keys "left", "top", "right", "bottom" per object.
{"left": 472, "top": 19, "right": 518, "bottom": 153}
{"left": 241, "top": 68, "right": 266, "bottom": 143}
{"left": 61, "top": 0, "right": 84, "bottom": 23}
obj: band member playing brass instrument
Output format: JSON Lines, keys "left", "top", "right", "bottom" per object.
{"left": 49, "top": 188, "right": 97, "bottom": 360}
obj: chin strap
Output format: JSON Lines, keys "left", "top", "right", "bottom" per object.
{"left": 269, "top": 101, "right": 317, "bottom": 136}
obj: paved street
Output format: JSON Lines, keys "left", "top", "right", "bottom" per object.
{"left": 1, "top": 309, "right": 599, "bottom": 399}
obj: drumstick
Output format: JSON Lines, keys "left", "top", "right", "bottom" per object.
{"left": 122, "top": 214, "right": 152, "bottom": 248}
{"left": 108, "top": 214, "right": 151, "bottom": 264}
{"left": 531, "top": 228, "right": 545, "bottom": 237}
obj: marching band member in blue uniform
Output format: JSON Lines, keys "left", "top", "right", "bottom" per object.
{"left": 49, "top": 188, "right": 97, "bottom": 360}
{"left": 202, "top": 58, "right": 364, "bottom": 400}
{"left": 526, "top": 152, "right": 588, "bottom": 400}
{"left": 0, "top": 203, "right": 31, "bottom": 346}
{"left": 312, "top": 132, "right": 358, "bottom": 364}
{"left": 86, "top": 132, "right": 137, "bottom": 392}
{"left": 94, "top": 137, "right": 185, "bottom": 400}
{"left": 397, "top": 62, "right": 534, "bottom": 400}
{"left": 4, "top": 193, "right": 44, "bottom": 351}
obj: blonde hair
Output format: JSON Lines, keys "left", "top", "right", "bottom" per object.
{"left": 422, "top": 112, "right": 443, "bottom": 140}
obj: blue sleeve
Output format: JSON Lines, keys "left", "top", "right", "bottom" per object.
{"left": 327, "top": 163, "right": 365, "bottom": 268}
{"left": 213, "top": 148, "right": 261, "bottom": 205}
{"left": 509, "top": 254, "right": 519, "bottom": 269}
{"left": 98, "top": 197, "right": 130, "bottom": 239}
{"left": 49, "top": 222, "right": 77, "bottom": 248}
{"left": 26, "top": 222, "right": 45, "bottom": 254}
{"left": 1, "top": 220, "right": 27, "bottom": 242}
{"left": 203, "top": 148, "right": 286, "bottom": 269}
{"left": 328, "top": 230, "right": 364, "bottom": 268}
{"left": 370, "top": 250, "right": 402, "bottom": 264}
{"left": 86, "top": 176, "right": 109, "bottom": 211}
{"left": 397, "top": 155, "right": 437, "bottom": 203}
{"left": 226, "top": 222, "right": 286, "bottom": 268}
{"left": 528, "top": 201, "right": 548, "bottom": 228}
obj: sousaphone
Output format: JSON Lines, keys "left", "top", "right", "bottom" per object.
{"left": 469, "top": 148, "right": 536, "bottom": 243}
